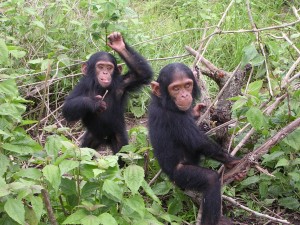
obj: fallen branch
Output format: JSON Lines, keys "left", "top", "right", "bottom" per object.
{"left": 224, "top": 117, "right": 300, "bottom": 184}
{"left": 222, "top": 195, "right": 290, "bottom": 224}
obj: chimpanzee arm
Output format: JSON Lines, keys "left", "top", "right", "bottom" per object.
{"left": 107, "top": 32, "right": 152, "bottom": 92}
{"left": 117, "top": 43, "right": 153, "bottom": 92}
{"left": 62, "top": 80, "right": 101, "bottom": 122}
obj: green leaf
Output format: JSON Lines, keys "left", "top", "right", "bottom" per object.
{"left": 63, "top": 209, "right": 88, "bottom": 224}
{"left": 141, "top": 180, "right": 161, "bottom": 203}
{"left": 124, "top": 165, "right": 144, "bottom": 195}
{"left": 0, "top": 79, "right": 19, "bottom": 97}
{"left": 58, "top": 54, "right": 71, "bottom": 67}
{"left": 15, "top": 168, "right": 42, "bottom": 180}
{"left": 60, "top": 178, "right": 77, "bottom": 196}
{"left": 0, "top": 153, "right": 10, "bottom": 177}
{"left": 241, "top": 176, "right": 260, "bottom": 186}
{"left": 278, "top": 197, "right": 300, "bottom": 210}
{"left": 0, "top": 39, "right": 9, "bottom": 65}
{"left": 31, "top": 20, "right": 46, "bottom": 30}
{"left": 288, "top": 172, "right": 300, "bottom": 182}
{"left": 9, "top": 50, "right": 26, "bottom": 59}
{"left": 29, "top": 195, "right": 44, "bottom": 222}
{"left": 231, "top": 96, "right": 247, "bottom": 111}
{"left": 2, "top": 136, "right": 42, "bottom": 154}
{"left": 262, "top": 151, "right": 285, "bottom": 163}
{"left": 42, "top": 165, "right": 61, "bottom": 193}
{"left": 259, "top": 182, "right": 268, "bottom": 199}
{"left": 102, "top": 180, "right": 123, "bottom": 202}
{"left": 98, "top": 213, "right": 118, "bottom": 225}
{"left": 122, "top": 195, "right": 145, "bottom": 219}
{"left": 246, "top": 107, "right": 265, "bottom": 130}
{"left": 0, "top": 184, "right": 10, "bottom": 198}
{"left": 81, "top": 215, "right": 101, "bottom": 225}
{"left": 59, "top": 160, "right": 80, "bottom": 175}
{"left": 275, "top": 158, "right": 289, "bottom": 168}
{"left": 247, "top": 80, "right": 263, "bottom": 96}
{"left": 241, "top": 43, "right": 259, "bottom": 67}
{"left": 45, "top": 135, "right": 62, "bottom": 158}
{"left": 283, "top": 128, "right": 300, "bottom": 150}
{"left": 152, "top": 181, "right": 172, "bottom": 196}
{"left": 4, "top": 198, "right": 25, "bottom": 225}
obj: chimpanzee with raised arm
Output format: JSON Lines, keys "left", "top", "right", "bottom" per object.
{"left": 63, "top": 32, "right": 153, "bottom": 156}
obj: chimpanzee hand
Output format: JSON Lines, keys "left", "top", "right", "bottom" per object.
{"left": 224, "top": 157, "right": 240, "bottom": 169}
{"left": 107, "top": 32, "right": 126, "bottom": 52}
{"left": 192, "top": 103, "right": 206, "bottom": 119}
{"left": 94, "top": 95, "right": 107, "bottom": 112}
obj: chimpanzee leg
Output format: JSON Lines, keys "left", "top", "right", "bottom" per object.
{"left": 111, "top": 129, "right": 128, "bottom": 154}
{"left": 173, "top": 165, "right": 221, "bottom": 225}
{"left": 80, "top": 131, "right": 102, "bottom": 149}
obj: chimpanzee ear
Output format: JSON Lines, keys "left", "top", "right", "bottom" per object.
{"left": 81, "top": 63, "right": 88, "bottom": 76}
{"left": 117, "top": 64, "right": 123, "bottom": 74}
{"left": 151, "top": 81, "right": 161, "bottom": 97}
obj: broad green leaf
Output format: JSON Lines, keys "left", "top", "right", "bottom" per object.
{"left": 0, "top": 39, "right": 9, "bottom": 65}
{"left": 32, "top": 20, "right": 46, "bottom": 30}
{"left": 275, "top": 158, "right": 289, "bottom": 168}
{"left": 60, "top": 178, "right": 77, "bottom": 196}
{"left": 42, "top": 165, "right": 61, "bottom": 193}
{"left": 122, "top": 195, "right": 145, "bottom": 219}
{"left": 28, "top": 58, "right": 43, "bottom": 64}
{"left": 278, "top": 197, "right": 300, "bottom": 210}
{"left": 246, "top": 107, "right": 265, "bottom": 130}
{"left": 241, "top": 43, "right": 259, "bottom": 67}
{"left": 30, "top": 195, "right": 44, "bottom": 222}
{"left": 2, "top": 136, "right": 42, "bottom": 154}
{"left": 63, "top": 209, "right": 87, "bottom": 224}
{"left": 41, "top": 59, "right": 53, "bottom": 71}
{"left": 152, "top": 181, "right": 172, "bottom": 196}
{"left": 102, "top": 180, "right": 123, "bottom": 202}
{"left": 59, "top": 160, "right": 80, "bottom": 175}
{"left": 241, "top": 176, "right": 260, "bottom": 186}
{"left": 283, "top": 128, "right": 300, "bottom": 150}
{"left": 15, "top": 168, "right": 42, "bottom": 180}
{"left": 124, "top": 165, "right": 144, "bottom": 195}
{"left": 98, "top": 213, "right": 118, "bottom": 225}
{"left": 259, "top": 182, "right": 268, "bottom": 199}
{"left": 141, "top": 180, "right": 161, "bottom": 203}
{"left": 0, "top": 184, "right": 10, "bottom": 198}
{"left": 288, "top": 172, "right": 300, "bottom": 182}
{"left": 247, "top": 80, "right": 263, "bottom": 96}
{"left": 9, "top": 50, "right": 26, "bottom": 59}
{"left": 45, "top": 135, "right": 62, "bottom": 159}
{"left": 81, "top": 215, "right": 101, "bottom": 225}
{"left": 0, "top": 79, "right": 19, "bottom": 96}
{"left": 0, "top": 153, "right": 10, "bottom": 177}
{"left": 231, "top": 96, "right": 247, "bottom": 111}
{"left": 262, "top": 151, "right": 285, "bottom": 163}
{"left": 4, "top": 198, "right": 25, "bottom": 225}
{"left": 58, "top": 54, "right": 71, "bottom": 67}
{"left": 25, "top": 207, "right": 38, "bottom": 225}
{"left": 0, "top": 103, "right": 24, "bottom": 122}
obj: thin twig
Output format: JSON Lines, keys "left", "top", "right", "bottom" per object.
{"left": 222, "top": 195, "right": 290, "bottom": 224}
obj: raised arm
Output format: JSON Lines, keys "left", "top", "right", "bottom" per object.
{"left": 107, "top": 32, "right": 153, "bottom": 91}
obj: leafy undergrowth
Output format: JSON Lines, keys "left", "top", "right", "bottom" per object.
{"left": 1, "top": 0, "right": 300, "bottom": 224}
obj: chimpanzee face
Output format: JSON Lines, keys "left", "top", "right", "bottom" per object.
{"left": 95, "top": 60, "right": 115, "bottom": 88}
{"left": 167, "top": 73, "right": 194, "bottom": 111}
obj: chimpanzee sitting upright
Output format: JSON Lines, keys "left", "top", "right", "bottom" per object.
{"left": 63, "top": 32, "right": 153, "bottom": 154}
{"left": 148, "top": 63, "right": 239, "bottom": 225}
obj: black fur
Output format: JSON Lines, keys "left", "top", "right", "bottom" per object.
{"left": 63, "top": 43, "right": 153, "bottom": 154}
{"left": 148, "top": 63, "right": 235, "bottom": 225}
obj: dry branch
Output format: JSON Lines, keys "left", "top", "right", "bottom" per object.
{"left": 223, "top": 117, "right": 300, "bottom": 184}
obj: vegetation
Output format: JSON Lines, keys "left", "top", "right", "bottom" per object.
{"left": 0, "top": 0, "right": 299, "bottom": 224}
